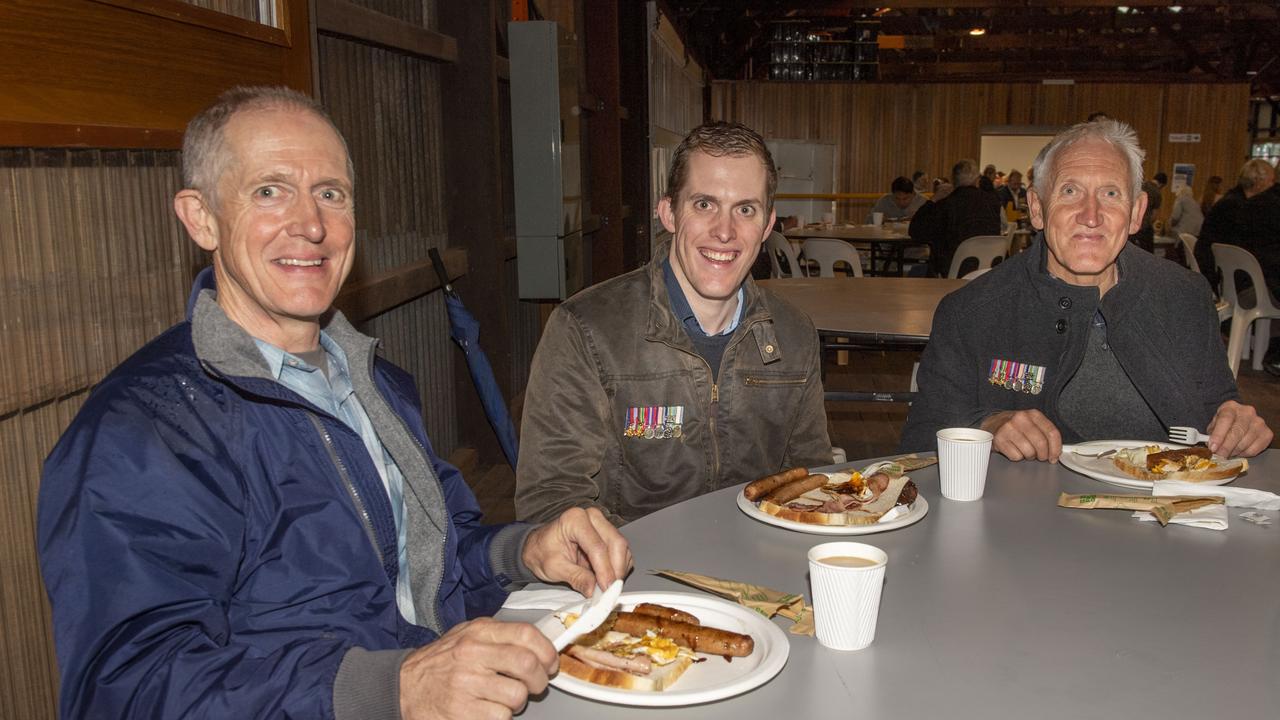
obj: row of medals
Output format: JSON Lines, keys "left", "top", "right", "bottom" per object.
{"left": 989, "top": 373, "right": 1044, "bottom": 395}
{"left": 625, "top": 422, "right": 682, "bottom": 439}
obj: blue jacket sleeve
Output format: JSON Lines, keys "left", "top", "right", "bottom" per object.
{"left": 37, "top": 380, "right": 350, "bottom": 719}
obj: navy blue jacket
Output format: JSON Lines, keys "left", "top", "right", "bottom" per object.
{"left": 38, "top": 273, "right": 533, "bottom": 719}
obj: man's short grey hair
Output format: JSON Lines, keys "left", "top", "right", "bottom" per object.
{"left": 1238, "top": 159, "right": 1276, "bottom": 192}
{"left": 181, "top": 85, "right": 353, "bottom": 207}
{"left": 1031, "top": 119, "right": 1145, "bottom": 199}
{"left": 952, "top": 159, "right": 979, "bottom": 187}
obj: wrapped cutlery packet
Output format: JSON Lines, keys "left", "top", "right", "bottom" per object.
{"left": 652, "top": 570, "right": 815, "bottom": 636}
{"left": 1057, "top": 492, "right": 1223, "bottom": 526}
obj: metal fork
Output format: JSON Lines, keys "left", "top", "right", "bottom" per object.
{"left": 1167, "top": 426, "right": 1209, "bottom": 446}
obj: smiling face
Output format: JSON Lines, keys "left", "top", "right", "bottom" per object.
{"left": 1027, "top": 138, "right": 1146, "bottom": 295}
{"left": 658, "top": 150, "right": 775, "bottom": 331}
{"left": 176, "top": 107, "right": 355, "bottom": 351}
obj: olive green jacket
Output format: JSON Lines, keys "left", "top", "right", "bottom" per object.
{"left": 515, "top": 242, "right": 833, "bottom": 525}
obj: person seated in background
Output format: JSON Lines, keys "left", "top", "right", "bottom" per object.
{"left": 38, "top": 86, "right": 631, "bottom": 720}
{"left": 1168, "top": 184, "right": 1204, "bottom": 238}
{"left": 1200, "top": 175, "right": 1224, "bottom": 215}
{"left": 1195, "top": 159, "right": 1277, "bottom": 290}
{"left": 979, "top": 163, "right": 998, "bottom": 193}
{"left": 912, "top": 170, "right": 931, "bottom": 193}
{"left": 909, "top": 158, "right": 1003, "bottom": 276}
{"left": 516, "top": 121, "right": 833, "bottom": 526}
{"left": 900, "top": 119, "right": 1271, "bottom": 461}
{"left": 996, "top": 169, "right": 1028, "bottom": 212}
{"left": 867, "top": 175, "right": 926, "bottom": 222}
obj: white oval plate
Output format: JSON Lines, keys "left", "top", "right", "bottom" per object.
{"left": 735, "top": 490, "right": 928, "bottom": 535}
{"left": 1058, "top": 439, "right": 1240, "bottom": 490}
{"left": 536, "top": 591, "right": 789, "bottom": 707}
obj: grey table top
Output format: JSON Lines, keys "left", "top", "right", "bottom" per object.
{"left": 504, "top": 452, "right": 1280, "bottom": 718}
{"left": 759, "top": 276, "right": 966, "bottom": 342}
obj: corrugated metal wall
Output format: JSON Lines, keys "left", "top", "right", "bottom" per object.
{"left": 317, "top": 31, "right": 460, "bottom": 452}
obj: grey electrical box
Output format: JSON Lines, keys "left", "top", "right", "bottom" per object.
{"left": 509, "top": 21, "right": 586, "bottom": 300}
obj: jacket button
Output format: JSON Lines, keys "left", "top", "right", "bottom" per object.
{"left": 1055, "top": 319, "right": 1067, "bottom": 334}
{"left": 765, "top": 344, "right": 775, "bottom": 353}
{"left": 1058, "top": 297, "right": 1072, "bottom": 309}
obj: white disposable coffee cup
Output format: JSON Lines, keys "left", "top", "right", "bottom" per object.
{"left": 822, "top": 212, "right": 835, "bottom": 227}
{"left": 807, "top": 541, "right": 888, "bottom": 651}
{"left": 871, "top": 212, "right": 884, "bottom": 227}
{"left": 936, "top": 427, "right": 993, "bottom": 501}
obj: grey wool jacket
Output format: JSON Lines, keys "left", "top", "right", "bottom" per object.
{"left": 899, "top": 236, "right": 1239, "bottom": 452}
{"left": 516, "top": 240, "right": 833, "bottom": 526}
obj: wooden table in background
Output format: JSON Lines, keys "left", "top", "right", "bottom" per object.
{"left": 760, "top": 276, "right": 966, "bottom": 402}
{"left": 785, "top": 223, "right": 929, "bottom": 276}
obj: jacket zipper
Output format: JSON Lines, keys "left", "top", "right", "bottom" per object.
{"left": 709, "top": 381, "right": 720, "bottom": 481}
{"left": 307, "top": 414, "right": 382, "bottom": 562}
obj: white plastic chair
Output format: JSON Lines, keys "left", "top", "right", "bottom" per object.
{"left": 800, "top": 238, "right": 863, "bottom": 277}
{"left": 1211, "top": 243, "right": 1280, "bottom": 376}
{"left": 948, "top": 235, "right": 1009, "bottom": 279}
{"left": 961, "top": 267, "right": 992, "bottom": 280}
{"left": 1179, "top": 233, "right": 1200, "bottom": 275}
{"left": 765, "top": 231, "right": 805, "bottom": 278}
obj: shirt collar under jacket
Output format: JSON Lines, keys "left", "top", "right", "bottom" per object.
{"left": 662, "top": 257, "right": 745, "bottom": 337}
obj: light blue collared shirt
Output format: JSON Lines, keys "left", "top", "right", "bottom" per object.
{"left": 254, "top": 333, "right": 416, "bottom": 624}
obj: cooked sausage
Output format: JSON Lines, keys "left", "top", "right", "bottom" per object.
{"left": 743, "top": 467, "right": 809, "bottom": 501}
{"left": 632, "top": 603, "right": 700, "bottom": 626}
{"left": 761, "top": 473, "right": 828, "bottom": 505}
{"left": 613, "top": 612, "right": 754, "bottom": 657}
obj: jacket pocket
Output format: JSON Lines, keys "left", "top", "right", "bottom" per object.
{"left": 743, "top": 374, "right": 808, "bottom": 387}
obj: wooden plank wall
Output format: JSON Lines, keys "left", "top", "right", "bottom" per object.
{"left": 711, "top": 81, "right": 1252, "bottom": 223}
{"left": 0, "top": 148, "right": 201, "bottom": 718}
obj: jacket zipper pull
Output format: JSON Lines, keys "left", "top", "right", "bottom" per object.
{"left": 711, "top": 383, "right": 719, "bottom": 403}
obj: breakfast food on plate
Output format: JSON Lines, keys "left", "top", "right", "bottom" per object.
{"left": 1111, "top": 445, "right": 1246, "bottom": 482}
{"left": 556, "top": 603, "right": 754, "bottom": 691}
{"left": 750, "top": 461, "right": 917, "bottom": 526}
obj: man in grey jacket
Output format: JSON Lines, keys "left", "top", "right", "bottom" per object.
{"left": 901, "top": 120, "right": 1271, "bottom": 461}
{"left": 516, "top": 122, "right": 833, "bottom": 525}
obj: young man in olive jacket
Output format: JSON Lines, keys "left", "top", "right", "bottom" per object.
{"left": 900, "top": 120, "right": 1271, "bottom": 461}
{"left": 516, "top": 122, "right": 833, "bottom": 526}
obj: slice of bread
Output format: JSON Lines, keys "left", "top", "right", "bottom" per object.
{"left": 1111, "top": 445, "right": 1246, "bottom": 482}
{"left": 558, "top": 649, "right": 695, "bottom": 691}
{"left": 557, "top": 629, "right": 697, "bottom": 691}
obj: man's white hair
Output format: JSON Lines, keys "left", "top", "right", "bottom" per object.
{"left": 1031, "top": 119, "right": 1145, "bottom": 199}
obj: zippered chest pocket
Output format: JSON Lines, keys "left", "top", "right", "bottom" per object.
{"left": 743, "top": 373, "right": 808, "bottom": 388}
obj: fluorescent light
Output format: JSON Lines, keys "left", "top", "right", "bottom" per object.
{"left": 969, "top": 27, "right": 986, "bottom": 36}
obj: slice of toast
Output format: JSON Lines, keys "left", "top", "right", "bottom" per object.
{"left": 558, "top": 631, "right": 696, "bottom": 691}
{"left": 1111, "top": 445, "right": 1246, "bottom": 482}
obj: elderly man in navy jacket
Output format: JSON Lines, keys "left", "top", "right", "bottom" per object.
{"left": 38, "top": 86, "right": 630, "bottom": 720}
{"left": 901, "top": 120, "right": 1271, "bottom": 461}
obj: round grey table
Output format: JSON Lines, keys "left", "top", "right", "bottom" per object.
{"left": 504, "top": 453, "right": 1280, "bottom": 718}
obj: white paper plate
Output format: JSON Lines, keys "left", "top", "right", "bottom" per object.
{"left": 537, "top": 591, "right": 789, "bottom": 707}
{"left": 735, "top": 490, "right": 928, "bottom": 535}
{"left": 1058, "top": 439, "right": 1241, "bottom": 490}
